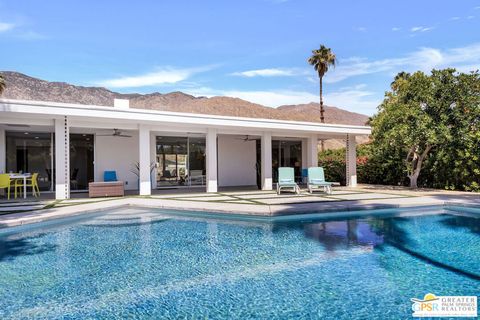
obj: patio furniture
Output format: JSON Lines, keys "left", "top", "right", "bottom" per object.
{"left": 307, "top": 167, "right": 333, "bottom": 194}
{"left": 9, "top": 173, "right": 32, "bottom": 199}
{"left": 104, "top": 170, "right": 118, "bottom": 182}
{"left": 301, "top": 168, "right": 308, "bottom": 184}
{"left": 14, "top": 173, "right": 40, "bottom": 198}
{"left": 88, "top": 181, "right": 124, "bottom": 198}
{"left": 188, "top": 170, "right": 205, "bottom": 185}
{"left": 0, "top": 174, "right": 12, "bottom": 200}
{"left": 276, "top": 167, "right": 300, "bottom": 195}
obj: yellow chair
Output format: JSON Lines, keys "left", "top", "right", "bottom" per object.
{"left": 0, "top": 174, "right": 12, "bottom": 200}
{"left": 15, "top": 173, "right": 40, "bottom": 198}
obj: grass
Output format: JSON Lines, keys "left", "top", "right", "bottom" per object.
{"left": 0, "top": 189, "right": 416, "bottom": 216}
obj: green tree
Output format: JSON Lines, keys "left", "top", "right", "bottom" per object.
{"left": 308, "top": 45, "right": 336, "bottom": 124}
{"left": 0, "top": 74, "right": 5, "bottom": 96}
{"left": 424, "top": 70, "right": 480, "bottom": 191}
{"left": 370, "top": 70, "right": 452, "bottom": 188}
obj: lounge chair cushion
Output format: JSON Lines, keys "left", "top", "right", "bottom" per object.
{"left": 310, "top": 179, "right": 331, "bottom": 185}
{"left": 104, "top": 171, "right": 118, "bottom": 182}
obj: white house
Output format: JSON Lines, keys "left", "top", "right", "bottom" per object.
{"left": 0, "top": 98, "right": 371, "bottom": 200}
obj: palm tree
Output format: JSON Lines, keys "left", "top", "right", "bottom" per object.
{"left": 308, "top": 45, "right": 337, "bottom": 124}
{"left": 0, "top": 74, "right": 5, "bottom": 96}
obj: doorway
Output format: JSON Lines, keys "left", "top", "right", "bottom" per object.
{"left": 255, "top": 139, "right": 303, "bottom": 188}
{"left": 5, "top": 131, "right": 53, "bottom": 191}
{"left": 70, "top": 134, "right": 94, "bottom": 191}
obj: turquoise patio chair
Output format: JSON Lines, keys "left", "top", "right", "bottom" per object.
{"left": 307, "top": 167, "right": 333, "bottom": 194}
{"left": 276, "top": 167, "right": 300, "bottom": 195}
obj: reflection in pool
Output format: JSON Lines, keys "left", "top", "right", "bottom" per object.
{"left": 0, "top": 207, "right": 478, "bottom": 319}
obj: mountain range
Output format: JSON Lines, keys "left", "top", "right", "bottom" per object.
{"left": 0, "top": 71, "right": 371, "bottom": 148}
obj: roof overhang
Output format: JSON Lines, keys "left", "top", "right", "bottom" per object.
{"left": 0, "top": 98, "right": 372, "bottom": 136}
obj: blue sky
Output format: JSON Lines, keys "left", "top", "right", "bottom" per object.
{"left": 1, "top": 0, "right": 479, "bottom": 115}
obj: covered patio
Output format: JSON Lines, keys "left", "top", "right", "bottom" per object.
{"left": 0, "top": 98, "right": 371, "bottom": 202}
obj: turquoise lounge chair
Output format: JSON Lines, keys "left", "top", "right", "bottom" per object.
{"left": 277, "top": 167, "right": 300, "bottom": 195}
{"left": 307, "top": 167, "right": 333, "bottom": 194}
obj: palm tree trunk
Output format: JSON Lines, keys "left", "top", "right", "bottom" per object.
{"left": 319, "top": 76, "right": 325, "bottom": 152}
{"left": 320, "top": 77, "right": 324, "bottom": 123}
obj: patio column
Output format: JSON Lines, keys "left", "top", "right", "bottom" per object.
{"left": 150, "top": 133, "right": 157, "bottom": 189}
{"left": 261, "top": 132, "right": 272, "bottom": 190}
{"left": 139, "top": 125, "right": 151, "bottom": 195}
{"left": 0, "top": 128, "right": 5, "bottom": 173}
{"left": 206, "top": 128, "right": 218, "bottom": 192}
{"left": 307, "top": 134, "right": 318, "bottom": 167}
{"left": 346, "top": 134, "right": 357, "bottom": 187}
{"left": 55, "top": 116, "right": 70, "bottom": 200}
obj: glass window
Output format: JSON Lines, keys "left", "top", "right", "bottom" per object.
{"left": 6, "top": 131, "right": 53, "bottom": 191}
{"left": 70, "top": 134, "right": 94, "bottom": 190}
{"left": 156, "top": 137, "right": 188, "bottom": 186}
{"left": 155, "top": 136, "right": 206, "bottom": 187}
{"left": 188, "top": 137, "right": 206, "bottom": 186}
{"left": 272, "top": 140, "right": 302, "bottom": 183}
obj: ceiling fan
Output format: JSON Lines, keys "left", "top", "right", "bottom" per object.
{"left": 97, "top": 129, "right": 132, "bottom": 138}
{"left": 235, "top": 135, "right": 257, "bottom": 142}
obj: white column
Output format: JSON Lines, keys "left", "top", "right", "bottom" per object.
{"left": 0, "top": 129, "right": 5, "bottom": 173}
{"left": 206, "top": 128, "right": 218, "bottom": 192}
{"left": 139, "top": 125, "right": 151, "bottom": 195}
{"left": 55, "top": 116, "right": 70, "bottom": 200}
{"left": 307, "top": 134, "right": 318, "bottom": 167}
{"left": 150, "top": 132, "right": 157, "bottom": 190}
{"left": 261, "top": 132, "right": 272, "bottom": 190}
{"left": 301, "top": 139, "right": 307, "bottom": 169}
{"left": 346, "top": 134, "right": 357, "bottom": 187}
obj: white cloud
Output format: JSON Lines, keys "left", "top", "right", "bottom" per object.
{"left": 0, "top": 22, "right": 15, "bottom": 32}
{"left": 475, "top": 6, "right": 480, "bottom": 10}
{"left": 222, "top": 90, "right": 317, "bottom": 107}
{"left": 392, "top": 27, "right": 401, "bottom": 31}
{"left": 466, "top": 15, "right": 475, "bottom": 19}
{"left": 356, "top": 27, "right": 367, "bottom": 32}
{"left": 325, "top": 43, "right": 480, "bottom": 83}
{"left": 410, "top": 26, "right": 434, "bottom": 32}
{"left": 230, "top": 68, "right": 304, "bottom": 77}
{"left": 97, "top": 66, "right": 213, "bottom": 88}
{"left": 16, "top": 31, "right": 47, "bottom": 40}
{"left": 183, "top": 84, "right": 378, "bottom": 115}
{"left": 324, "top": 85, "right": 380, "bottom": 115}
{"left": 449, "top": 16, "right": 461, "bottom": 21}
{"left": 184, "top": 86, "right": 317, "bottom": 106}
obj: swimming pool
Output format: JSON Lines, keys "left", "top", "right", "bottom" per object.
{"left": 0, "top": 206, "right": 478, "bottom": 319}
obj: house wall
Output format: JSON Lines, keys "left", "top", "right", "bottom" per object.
{"left": 95, "top": 132, "right": 139, "bottom": 190}
{"left": 217, "top": 135, "right": 256, "bottom": 187}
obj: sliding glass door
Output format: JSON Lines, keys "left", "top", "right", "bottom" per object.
{"left": 5, "top": 131, "right": 53, "bottom": 191}
{"left": 70, "top": 134, "right": 94, "bottom": 190}
{"left": 272, "top": 140, "right": 302, "bottom": 182}
{"left": 5, "top": 131, "right": 95, "bottom": 192}
{"left": 156, "top": 136, "right": 205, "bottom": 188}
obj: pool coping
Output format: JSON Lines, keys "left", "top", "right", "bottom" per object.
{"left": 1, "top": 195, "right": 480, "bottom": 229}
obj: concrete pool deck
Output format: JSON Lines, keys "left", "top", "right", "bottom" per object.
{"left": 1, "top": 185, "right": 479, "bottom": 228}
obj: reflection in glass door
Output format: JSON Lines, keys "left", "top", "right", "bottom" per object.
{"left": 156, "top": 136, "right": 205, "bottom": 187}
{"left": 156, "top": 137, "right": 188, "bottom": 186}
{"left": 70, "top": 134, "right": 94, "bottom": 190}
{"left": 5, "top": 131, "right": 53, "bottom": 191}
{"left": 272, "top": 140, "right": 302, "bottom": 183}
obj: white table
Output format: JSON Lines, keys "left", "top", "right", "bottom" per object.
{"left": 9, "top": 173, "right": 31, "bottom": 199}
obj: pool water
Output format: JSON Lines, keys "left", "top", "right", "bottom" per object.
{"left": 0, "top": 207, "right": 478, "bottom": 319}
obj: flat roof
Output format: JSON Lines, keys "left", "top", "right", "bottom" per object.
{"left": 0, "top": 98, "right": 372, "bottom": 135}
